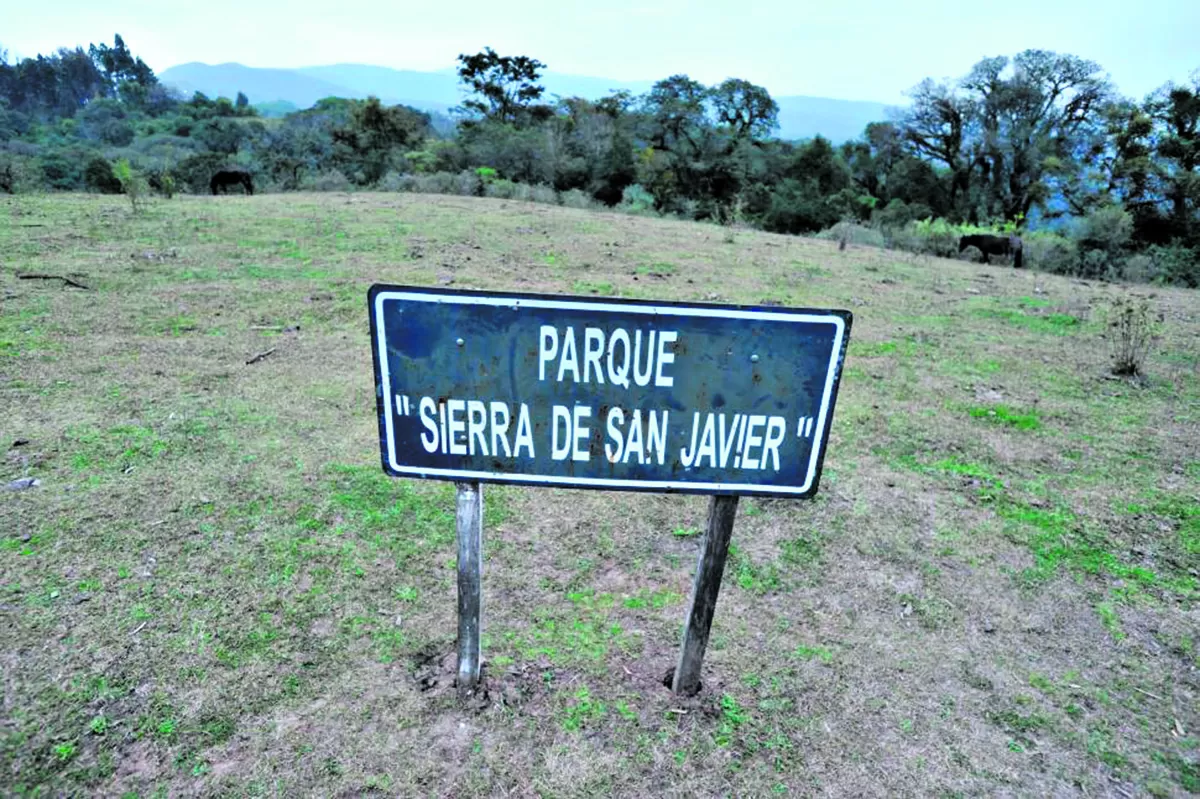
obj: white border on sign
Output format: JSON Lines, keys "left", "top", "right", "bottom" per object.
{"left": 373, "top": 291, "right": 846, "bottom": 496}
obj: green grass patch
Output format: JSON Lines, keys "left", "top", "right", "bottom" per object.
{"left": 792, "top": 644, "right": 833, "bottom": 663}
{"left": 572, "top": 280, "right": 615, "bottom": 296}
{"left": 622, "top": 588, "right": 683, "bottom": 610}
{"left": 560, "top": 686, "right": 606, "bottom": 731}
{"left": 967, "top": 404, "right": 1041, "bottom": 430}
{"left": 969, "top": 300, "right": 1081, "bottom": 335}
{"left": 728, "top": 543, "right": 783, "bottom": 594}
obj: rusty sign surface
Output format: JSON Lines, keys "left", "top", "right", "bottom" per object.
{"left": 368, "top": 285, "right": 852, "bottom": 497}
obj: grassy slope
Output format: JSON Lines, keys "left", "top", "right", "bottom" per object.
{"left": 1, "top": 193, "right": 1198, "bottom": 797}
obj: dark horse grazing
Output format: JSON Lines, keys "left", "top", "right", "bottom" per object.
{"left": 210, "top": 169, "right": 254, "bottom": 196}
{"left": 958, "top": 233, "right": 1023, "bottom": 268}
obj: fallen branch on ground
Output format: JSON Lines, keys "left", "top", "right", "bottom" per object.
{"left": 16, "top": 273, "right": 91, "bottom": 290}
{"left": 245, "top": 348, "right": 277, "bottom": 366}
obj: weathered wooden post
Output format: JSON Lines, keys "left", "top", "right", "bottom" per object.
{"left": 673, "top": 494, "right": 739, "bottom": 695}
{"left": 456, "top": 482, "right": 483, "bottom": 697}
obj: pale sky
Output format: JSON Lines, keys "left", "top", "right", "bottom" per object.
{"left": 3, "top": 0, "right": 1197, "bottom": 104}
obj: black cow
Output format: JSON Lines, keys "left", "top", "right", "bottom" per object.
{"left": 210, "top": 169, "right": 254, "bottom": 196}
{"left": 958, "top": 233, "right": 1023, "bottom": 268}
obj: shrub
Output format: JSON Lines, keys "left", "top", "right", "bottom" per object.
{"left": 483, "top": 178, "right": 518, "bottom": 200}
{"left": 112, "top": 158, "right": 146, "bottom": 213}
{"left": 456, "top": 169, "right": 483, "bottom": 196}
{"left": 402, "top": 150, "right": 437, "bottom": 173}
{"left": 85, "top": 156, "right": 123, "bottom": 194}
{"left": 619, "top": 184, "right": 656, "bottom": 214}
{"left": 1148, "top": 244, "right": 1200, "bottom": 288}
{"left": 407, "top": 172, "right": 455, "bottom": 194}
{"left": 300, "top": 169, "right": 353, "bottom": 192}
{"left": 1071, "top": 206, "right": 1133, "bottom": 279}
{"left": 1104, "top": 296, "right": 1160, "bottom": 377}
{"left": 818, "top": 221, "right": 886, "bottom": 249}
{"left": 145, "top": 167, "right": 177, "bottom": 199}
{"left": 1023, "top": 231, "right": 1079, "bottom": 275}
{"left": 379, "top": 170, "right": 414, "bottom": 192}
{"left": 908, "top": 217, "right": 961, "bottom": 257}
{"left": 560, "top": 188, "right": 597, "bottom": 210}
{"left": 1119, "top": 254, "right": 1158, "bottom": 284}
{"left": 874, "top": 198, "right": 931, "bottom": 230}
{"left": 530, "top": 184, "right": 558, "bottom": 205}
{"left": 175, "top": 152, "right": 230, "bottom": 194}
{"left": 0, "top": 152, "right": 39, "bottom": 193}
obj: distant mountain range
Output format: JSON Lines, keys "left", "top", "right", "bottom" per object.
{"left": 159, "top": 62, "right": 898, "bottom": 143}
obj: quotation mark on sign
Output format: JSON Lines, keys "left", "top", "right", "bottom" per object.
{"left": 395, "top": 395, "right": 412, "bottom": 416}
{"left": 796, "top": 416, "right": 815, "bottom": 439}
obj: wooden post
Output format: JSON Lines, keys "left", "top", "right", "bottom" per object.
{"left": 456, "top": 482, "right": 483, "bottom": 698}
{"left": 672, "top": 494, "right": 739, "bottom": 696}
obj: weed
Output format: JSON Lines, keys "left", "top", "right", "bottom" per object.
{"left": 728, "top": 544, "right": 783, "bottom": 594}
{"left": 792, "top": 645, "right": 834, "bottom": 663}
{"left": 1095, "top": 602, "right": 1125, "bottom": 640}
{"left": 715, "top": 693, "right": 750, "bottom": 746}
{"left": 561, "top": 687, "right": 606, "bottom": 732}
{"left": 1105, "top": 296, "right": 1160, "bottom": 376}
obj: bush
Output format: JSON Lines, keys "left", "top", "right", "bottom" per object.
{"left": 483, "top": 178, "right": 518, "bottom": 200}
{"left": 112, "top": 158, "right": 146, "bottom": 213}
{"left": 530, "top": 184, "right": 558, "bottom": 205}
{"left": 455, "top": 169, "right": 482, "bottom": 196}
{"left": 175, "top": 152, "right": 230, "bottom": 194}
{"left": 39, "top": 150, "right": 87, "bottom": 191}
{"left": 0, "top": 151, "right": 40, "bottom": 193}
{"left": 410, "top": 172, "right": 457, "bottom": 194}
{"left": 619, "top": 184, "right": 656, "bottom": 214}
{"left": 378, "top": 170, "right": 414, "bottom": 192}
{"left": 561, "top": 188, "right": 597, "bottom": 210}
{"left": 908, "top": 217, "right": 961, "bottom": 257}
{"left": 300, "top": 169, "right": 353, "bottom": 192}
{"left": 874, "top": 198, "right": 932, "bottom": 230}
{"left": 884, "top": 217, "right": 961, "bottom": 257}
{"left": 1105, "top": 296, "right": 1160, "bottom": 376}
{"left": 1071, "top": 206, "right": 1133, "bottom": 279}
{"left": 817, "top": 221, "right": 886, "bottom": 249}
{"left": 1147, "top": 244, "right": 1200, "bottom": 288}
{"left": 1023, "top": 231, "right": 1079, "bottom": 275}
{"left": 84, "top": 156, "right": 123, "bottom": 194}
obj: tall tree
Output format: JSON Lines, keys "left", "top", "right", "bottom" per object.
{"left": 898, "top": 78, "right": 973, "bottom": 218}
{"left": 640, "top": 74, "right": 709, "bottom": 155}
{"left": 456, "top": 47, "right": 546, "bottom": 126}
{"left": 965, "top": 50, "right": 1111, "bottom": 223}
{"left": 710, "top": 78, "right": 778, "bottom": 140}
{"left": 1146, "top": 70, "right": 1200, "bottom": 245}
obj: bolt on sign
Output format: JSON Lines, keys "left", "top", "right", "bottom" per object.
{"left": 368, "top": 285, "right": 852, "bottom": 695}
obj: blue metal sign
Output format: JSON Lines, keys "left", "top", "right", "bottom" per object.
{"left": 368, "top": 286, "right": 851, "bottom": 497}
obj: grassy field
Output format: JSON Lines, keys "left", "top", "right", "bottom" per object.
{"left": 2, "top": 192, "right": 1198, "bottom": 798}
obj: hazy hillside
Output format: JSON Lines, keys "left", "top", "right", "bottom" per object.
{"left": 158, "top": 62, "right": 359, "bottom": 109}
{"left": 159, "top": 61, "right": 895, "bottom": 141}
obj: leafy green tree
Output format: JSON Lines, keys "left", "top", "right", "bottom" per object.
{"left": 710, "top": 78, "right": 778, "bottom": 140}
{"left": 1146, "top": 70, "right": 1200, "bottom": 246}
{"left": 332, "top": 97, "right": 431, "bottom": 184}
{"left": 641, "top": 74, "right": 709, "bottom": 155}
{"left": 456, "top": 48, "right": 547, "bottom": 126}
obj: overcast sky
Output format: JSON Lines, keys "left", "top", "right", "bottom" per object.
{"left": 4, "top": 0, "right": 1197, "bottom": 104}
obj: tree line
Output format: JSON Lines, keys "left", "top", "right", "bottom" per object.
{"left": 1, "top": 36, "right": 1197, "bottom": 285}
